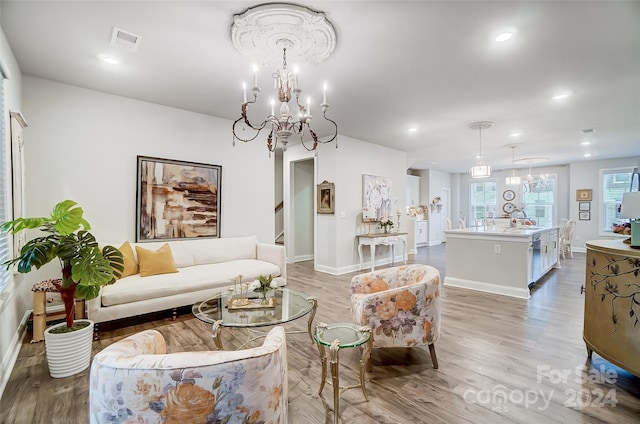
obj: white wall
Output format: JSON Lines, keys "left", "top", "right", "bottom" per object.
{"left": 449, "top": 158, "right": 640, "bottom": 250}
{"left": 570, "top": 157, "right": 640, "bottom": 250}
{"left": 455, "top": 164, "right": 570, "bottom": 226}
{"left": 426, "top": 168, "right": 451, "bottom": 243}
{"left": 22, "top": 76, "right": 274, "bottom": 245}
{"left": 318, "top": 135, "right": 408, "bottom": 274}
{"left": 0, "top": 22, "right": 26, "bottom": 401}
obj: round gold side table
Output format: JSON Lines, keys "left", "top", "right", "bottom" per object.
{"left": 314, "top": 322, "right": 372, "bottom": 424}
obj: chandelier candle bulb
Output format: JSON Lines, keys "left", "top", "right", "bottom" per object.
{"left": 252, "top": 65, "right": 258, "bottom": 88}
{"left": 270, "top": 99, "right": 275, "bottom": 116}
{"left": 242, "top": 82, "right": 247, "bottom": 103}
{"left": 307, "top": 97, "right": 311, "bottom": 117}
{"left": 323, "top": 83, "right": 327, "bottom": 104}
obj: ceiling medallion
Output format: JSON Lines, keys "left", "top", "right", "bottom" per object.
{"left": 231, "top": 3, "right": 337, "bottom": 67}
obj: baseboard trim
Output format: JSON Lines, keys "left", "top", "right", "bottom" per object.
{"left": 444, "top": 276, "right": 530, "bottom": 299}
{"left": 293, "top": 254, "right": 314, "bottom": 263}
{"left": 316, "top": 256, "right": 408, "bottom": 276}
{"left": 0, "top": 309, "right": 30, "bottom": 400}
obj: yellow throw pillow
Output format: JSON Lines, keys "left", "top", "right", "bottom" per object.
{"left": 117, "top": 241, "right": 139, "bottom": 279}
{"left": 135, "top": 244, "right": 178, "bottom": 277}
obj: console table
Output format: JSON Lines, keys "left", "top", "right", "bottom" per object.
{"left": 357, "top": 232, "right": 407, "bottom": 272}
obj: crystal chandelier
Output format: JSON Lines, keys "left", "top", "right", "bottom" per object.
{"left": 524, "top": 164, "right": 550, "bottom": 193}
{"left": 469, "top": 121, "right": 493, "bottom": 178}
{"left": 232, "top": 47, "right": 337, "bottom": 156}
{"left": 505, "top": 145, "right": 522, "bottom": 186}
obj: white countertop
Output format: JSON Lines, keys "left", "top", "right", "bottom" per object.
{"left": 444, "top": 226, "right": 559, "bottom": 238}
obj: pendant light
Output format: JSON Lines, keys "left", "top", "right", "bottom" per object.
{"left": 505, "top": 145, "right": 522, "bottom": 186}
{"left": 469, "top": 121, "right": 493, "bottom": 178}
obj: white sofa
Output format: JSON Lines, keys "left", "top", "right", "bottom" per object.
{"left": 88, "top": 236, "right": 286, "bottom": 324}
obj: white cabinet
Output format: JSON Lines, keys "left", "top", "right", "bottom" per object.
{"left": 416, "top": 221, "right": 428, "bottom": 246}
{"left": 407, "top": 219, "right": 428, "bottom": 254}
{"left": 542, "top": 229, "right": 559, "bottom": 274}
{"left": 406, "top": 175, "right": 420, "bottom": 207}
{"left": 532, "top": 228, "right": 560, "bottom": 283}
{"left": 429, "top": 216, "right": 443, "bottom": 245}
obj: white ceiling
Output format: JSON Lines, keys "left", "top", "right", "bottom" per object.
{"left": 2, "top": 1, "right": 639, "bottom": 173}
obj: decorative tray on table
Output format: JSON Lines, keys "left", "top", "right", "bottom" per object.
{"left": 226, "top": 296, "right": 276, "bottom": 310}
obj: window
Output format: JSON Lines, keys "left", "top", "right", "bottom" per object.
{"left": 522, "top": 174, "right": 556, "bottom": 228}
{"left": 601, "top": 168, "right": 633, "bottom": 233}
{"left": 470, "top": 180, "right": 497, "bottom": 221}
{"left": 0, "top": 75, "right": 10, "bottom": 295}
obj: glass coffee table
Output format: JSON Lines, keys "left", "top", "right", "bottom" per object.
{"left": 192, "top": 287, "right": 318, "bottom": 350}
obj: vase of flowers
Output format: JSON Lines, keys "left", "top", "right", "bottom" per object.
{"left": 252, "top": 274, "right": 275, "bottom": 304}
{"left": 378, "top": 217, "right": 394, "bottom": 233}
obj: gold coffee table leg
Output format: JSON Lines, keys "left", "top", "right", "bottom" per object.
{"left": 211, "top": 320, "right": 224, "bottom": 350}
{"left": 307, "top": 296, "right": 318, "bottom": 343}
{"left": 329, "top": 339, "right": 341, "bottom": 424}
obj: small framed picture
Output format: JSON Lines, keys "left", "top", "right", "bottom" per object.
{"left": 579, "top": 211, "right": 591, "bottom": 221}
{"left": 576, "top": 189, "right": 592, "bottom": 201}
{"left": 317, "top": 180, "right": 335, "bottom": 214}
{"left": 579, "top": 202, "right": 591, "bottom": 211}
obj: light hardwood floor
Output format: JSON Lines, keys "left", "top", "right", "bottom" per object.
{"left": 2, "top": 244, "right": 640, "bottom": 423}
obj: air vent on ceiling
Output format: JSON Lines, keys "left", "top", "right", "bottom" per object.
{"left": 110, "top": 27, "right": 141, "bottom": 52}
{"left": 581, "top": 128, "right": 596, "bottom": 134}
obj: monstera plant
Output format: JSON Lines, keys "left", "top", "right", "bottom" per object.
{"left": 1, "top": 200, "right": 123, "bottom": 330}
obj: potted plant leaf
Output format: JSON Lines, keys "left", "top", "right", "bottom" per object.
{"left": 1, "top": 200, "right": 123, "bottom": 377}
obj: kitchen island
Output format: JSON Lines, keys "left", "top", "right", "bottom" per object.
{"left": 443, "top": 226, "right": 560, "bottom": 299}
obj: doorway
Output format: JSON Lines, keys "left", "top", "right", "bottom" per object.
{"left": 291, "top": 159, "right": 314, "bottom": 262}
{"left": 283, "top": 148, "right": 316, "bottom": 264}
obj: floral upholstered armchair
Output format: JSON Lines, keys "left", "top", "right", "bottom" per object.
{"left": 351, "top": 264, "right": 441, "bottom": 368}
{"left": 89, "top": 326, "right": 287, "bottom": 424}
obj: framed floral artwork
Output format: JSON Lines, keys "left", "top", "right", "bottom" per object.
{"left": 136, "top": 156, "right": 222, "bottom": 241}
{"left": 362, "top": 174, "right": 392, "bottom": 221}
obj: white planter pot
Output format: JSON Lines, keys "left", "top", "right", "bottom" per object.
{"left": 44, "top": 319, "right": 94, "bottom": 378}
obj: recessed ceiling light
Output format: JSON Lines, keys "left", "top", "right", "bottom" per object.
{"left": 408, "top": 127, "right": 417, "bottom": 133}
{"left": 100, "top": 55, "right": 120, "bottom": 65}
{"left": 581, "top": 141, "right": 591, "bottom": 146}
{"left": 552, "top": 90, "right": 574, "bottom": 100}
{"left": 495, "top": 32, "right": 513, "bottom": 42}
{"left": 510, "top": 132, "right": 521, "bottom": 137}
{"left": 584, "top": 153, "right": 592, "bottom": 157}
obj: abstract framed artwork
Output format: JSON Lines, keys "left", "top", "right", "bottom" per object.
{"left": 579, "top": 211, "right": 591, "bottom": 221}
{"left": 317, "top": 180, "right": 335, "bottom": 214}
{"left": 362, "top": 174, "right": 392, "bottom": 221}
{"left": 136, "top": 156, "right": 222, "bottom": 242}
